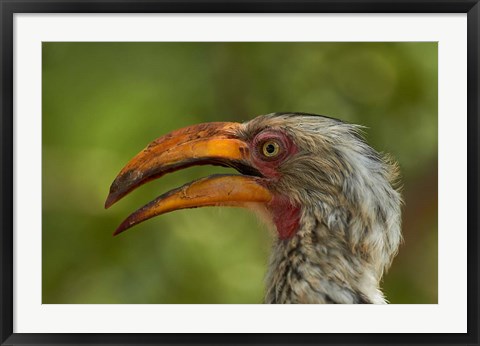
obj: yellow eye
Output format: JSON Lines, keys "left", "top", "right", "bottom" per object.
{"left": 262, "top": 141, "right": 280, "bottom": 157}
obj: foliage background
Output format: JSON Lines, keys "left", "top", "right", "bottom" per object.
{"left": 42, "top": 42, "right": 438, "bottom": 304}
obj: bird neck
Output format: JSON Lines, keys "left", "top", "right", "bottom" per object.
{"left": 264, "top": 211, "right": 386, "bottom": 304}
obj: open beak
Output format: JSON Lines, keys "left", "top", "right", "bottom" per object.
{"left": 105, "top": 122, "right": 273, "bottom": 235}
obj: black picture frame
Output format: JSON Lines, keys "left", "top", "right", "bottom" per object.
{"left": 1, "top": 1, "right": 478, "bottom": 345}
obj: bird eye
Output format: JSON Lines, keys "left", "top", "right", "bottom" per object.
{"left": 262, "top": 140, "right": 280, "bottom": 157}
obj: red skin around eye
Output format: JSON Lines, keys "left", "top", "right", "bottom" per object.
{"left": 249, "top": 130, "right": 298, "bottom": 180}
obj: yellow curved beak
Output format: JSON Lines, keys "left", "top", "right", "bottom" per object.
{"left": 105, "top": 122, "right": 272, "bottom": 235}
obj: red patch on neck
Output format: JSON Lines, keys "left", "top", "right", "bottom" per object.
{"left": 267, "top": 195, "right": 301, "bottom": 239}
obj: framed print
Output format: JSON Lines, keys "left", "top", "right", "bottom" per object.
{"left": 1, "top": 1, "right": 479, "bottom": 345}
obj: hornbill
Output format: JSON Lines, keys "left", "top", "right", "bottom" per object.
{"left": 105, "top": 112, "right": 402, "bottom": 304}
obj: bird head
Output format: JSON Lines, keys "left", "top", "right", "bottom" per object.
{"left": 106, "top": 112, "right": 402, "bottom": 303}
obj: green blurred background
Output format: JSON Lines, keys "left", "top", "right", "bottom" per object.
{"left": 42, "top": 42, "right": 437, "bottom": 304}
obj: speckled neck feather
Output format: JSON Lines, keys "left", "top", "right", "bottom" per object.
{"left": 265, "top": 212, "right": 385, "bottom": 304}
